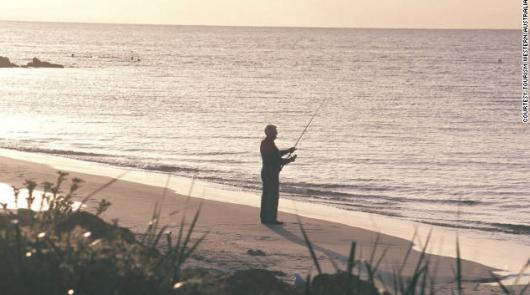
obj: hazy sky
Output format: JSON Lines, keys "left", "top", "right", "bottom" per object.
{"left": 0, "top": 0, "right": 520, "bottom": 29}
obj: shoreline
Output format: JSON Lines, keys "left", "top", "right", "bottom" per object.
{"left": 0, "top": 148, "right": 528, "bottom": 290}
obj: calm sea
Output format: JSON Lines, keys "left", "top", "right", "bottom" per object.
{"left": 1, "top": 21, "right": 528, "bottom": 245}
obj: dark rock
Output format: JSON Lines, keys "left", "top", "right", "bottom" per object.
{"left": 171, "top": 268, "right": 293, "bottom": 295}
{"left": 247, "top": 249, "right": 267, "bottom": 256}
{"left": 0, "top": 56, "right": 18, "bottom": 67}
{"left": 56, "top": 211, "right": 136, "bottom": 243}
{"left": 0, "top": 210, "right": 134, "bottom": 243}
{"left": 222, "top": 269, "right": 293, "bottom": 295}
{"left": 26, "top": 57, "right": 64, "bottom": 68}
{"left": 310, "top": 272, "right": 388, "bottom": 295}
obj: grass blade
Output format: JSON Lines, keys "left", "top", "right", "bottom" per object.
{"left": 78, "top": 171, "right": 128, "bottom": 211}
{"left": 456, "top": 235, "right": 463, "bottom": 295}
{"left": 297, "top": 216, "right": 322, "bottom": 275}
{"left": 347, "top": 241, "right": 356, "bottom": 274}
{"left": 490, "top": 272, "right": 511, "bottom": 294}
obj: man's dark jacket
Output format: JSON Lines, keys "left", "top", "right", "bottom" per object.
{"left": 260, "top": 137, "right": 291, "bottom": 222}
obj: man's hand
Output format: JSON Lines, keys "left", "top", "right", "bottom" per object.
{"left": 287, "top": 147, "right": 296, "bottom": 154}
{"left": 289, "top": 154, "right": 297, "bottom": 163}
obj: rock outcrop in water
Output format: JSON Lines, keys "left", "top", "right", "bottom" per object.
{"left": 0, "top": 56, "right": 18, "bottom": 67}
{"left": 26, "top": 57, "right": 64, "bottom": 68}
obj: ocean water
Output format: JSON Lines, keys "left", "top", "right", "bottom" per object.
{"left": 0, "top": 21, "right": 528, "bottom": 245}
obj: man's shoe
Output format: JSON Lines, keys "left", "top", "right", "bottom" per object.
{"left": 261, "top": 220, "right": 284, "bottom": 225}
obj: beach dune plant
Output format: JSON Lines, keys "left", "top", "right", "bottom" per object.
{"left": 0, "top": 171, "right": 206, "bottom": 295}
{"left": 296, "top": 217, "right": 388, "bottom": 295}
{"left": 297, "top": 218, "right": 530, "bottom": 295}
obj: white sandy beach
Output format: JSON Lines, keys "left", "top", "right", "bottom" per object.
{"left": 0, "top": 148, "right": 528, "bottom": 294}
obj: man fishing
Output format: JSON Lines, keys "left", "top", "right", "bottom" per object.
{"left": 260, "top": 124, "right": 297, "bottom": 225}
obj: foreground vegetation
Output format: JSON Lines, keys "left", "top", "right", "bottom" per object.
{"left": 0, "top": 172, "right": 527, "bottom": 295}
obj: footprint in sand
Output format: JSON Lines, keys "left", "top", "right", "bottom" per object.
{"left": 257, "top": 236, "right": 272, "bottom": 241}
{"left": 247, "top": 249, "right": 266, "bottom": 256}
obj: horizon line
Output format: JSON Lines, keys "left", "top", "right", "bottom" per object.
{"left": 0, "top": 18, "right": 519, "bottom": 31}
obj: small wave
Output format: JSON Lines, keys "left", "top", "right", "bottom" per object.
{"left": 139, "top": 163, "right": 217, "bottom": 174}
{"left": 320, "top": 201, "right": 404, "bottom": 218}
{"left": 188, "top": 151, "right": 248, "bottom": 156}
{"left": 0, "top": 146, "right": 110, "bottom": 158}
{"left": 0, "top": 146, "right": 226, "bottom": 176}
{"left": 285, "top": 181, "right": 407, "bottom": 192}
{"left": 420, "top": 220, "right": 530, "bottom": 236}
{"left": 75, "top": 158, "right": 226, "bottom": 176}
{"left": 279, "top": 183, "right": 483, "bottom": 206}
{"left": 489, "top": 222, "right": 530, "bottom": 235}
{"left": 280, "top": 185, "right": 396, "bottom": 203}
{"left": 420, "top": 198, "right": 482, "bottom": 205}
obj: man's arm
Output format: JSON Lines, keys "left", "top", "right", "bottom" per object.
{"left": 279, "top": 147, "right": 296, "bottom": 156}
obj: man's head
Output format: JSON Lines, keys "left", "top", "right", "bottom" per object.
{"left": 264, "top": 124, "right": 278, "bottom": 140}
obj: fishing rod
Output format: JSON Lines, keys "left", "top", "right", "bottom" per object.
{"left": 287, "top": 97, "right": 328, "bottom": 158}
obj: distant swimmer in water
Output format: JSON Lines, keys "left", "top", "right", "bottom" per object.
{"left": 260, "top": 125, "right": 297, "bottom": 225}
